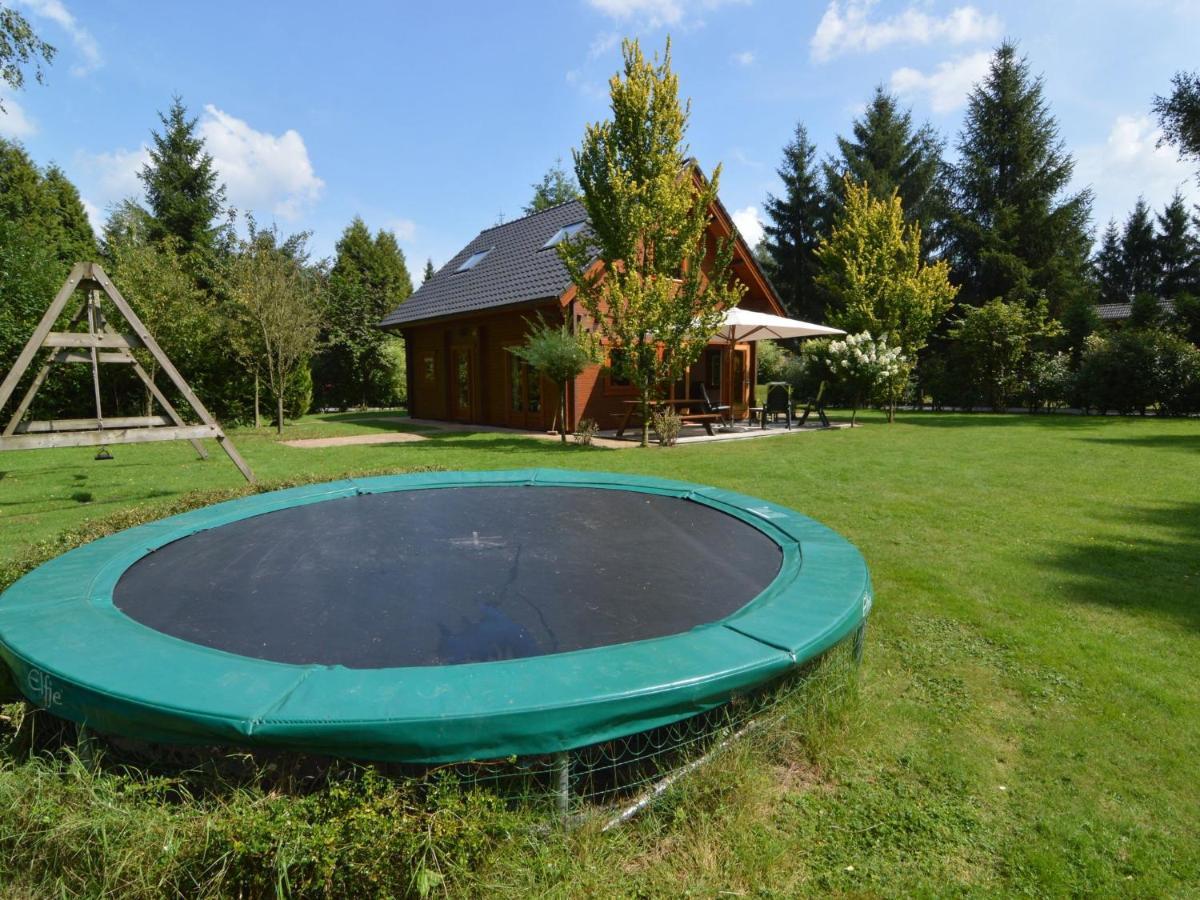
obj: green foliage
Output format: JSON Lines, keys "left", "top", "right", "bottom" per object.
{"left": 0, "top": 138, "right": 96, "bottom": 268}
{"left": 508, "top": 314, "right": 599, "bottom": 442}
{"left": 139, "top": 96, "right": 228, "bottom": 259}
{"left": 948, "top": 298, "right": 1063, "bottom": 411}
{"left": 1022, "top": 350, "right": 1073, "bottom": 412}
{"left": 316, "top": 217, "right": 413, "bottom": 410}
{"left": 816, "top": 178, "right": 957, "bottom": 359}
{"left": 524, "top": 158, "right": 581, "bottom": 214}
{"left": 1171, "top": 292, "right": 1200, "bottom": 345}
{"left": 1156, "top": 191, "right": 1200, "bottom": 301}
{"left": 422, "top": 257, "right": 435, "bottom": 283}
{"left": 561, "top": 38, "right": 744, "bottom": 446}
{"left": 0, "top": 5, "right": 54, "bottom": 102}
{"left": 1129, "top": 292, "right": 1163, "bottom": 329}
{"left": 1120, "top": 198, "right": 1158, "bottom": 299}
{"left": 229, "top": 226, "right": 322, "bottom": 434}
{"left": 949, "top": 42, "right": 1092, "bottom": 313}
{"left": 1092, "top": 220, "right": 1124, "bottom": 305}
{"left": 1059, "top": 293, "right": 1099, "bottom": 366}
{"left": 824, "top": 87, "right": 948, "bottom": 258}
{"left": 1153, "top": 70, "right": 1200, "bottom": 181}
{"left": 1076, "top": 328, "right": 1200, "bottom": 415}
{"left": 573, "top": 417, "right": 600, "bottom": 445}
{"left": 761, "top": 123, "right": 826, "bottom": 320}
{"left": 754, "top": 339, "right": 789, "bottom": 383}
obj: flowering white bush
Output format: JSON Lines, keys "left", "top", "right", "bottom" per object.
{"left": 824, "top": 331, "right": 907, "bottom": 424}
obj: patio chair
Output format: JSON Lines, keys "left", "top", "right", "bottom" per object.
{"left": 697, "top": 383, "right": 732, "bottom": 428}
{"left": 795, "top": 381, "right": 831, "bottom": 428}
{"left": 763, "top": 382, "right": 792, "bottom": 429}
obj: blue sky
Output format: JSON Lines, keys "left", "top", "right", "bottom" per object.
{"left": 3, "top": 0, "right": 1198, "bottom": 273}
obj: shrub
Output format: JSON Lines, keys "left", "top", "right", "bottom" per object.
{"left": 948, "top": 298, "right": 1062, "bottom": 411}
{"left": 755, "top": 339, "right": 791, "bottom": 383}
{"left": 1076, "top": 328, "right": 1200, "bottom": 415}
{"left": 1022, "top": 351, "right": 1074, "bottom": 412}
{"left": 650, "top": 407, "right": 682, "bottom": 446}
{"left": 573, "top": 417, "right": 600, "bottom": 445}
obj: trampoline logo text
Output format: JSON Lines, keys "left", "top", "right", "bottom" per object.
{"left": 27, "top": 669, "right": 63, "bottom": 709}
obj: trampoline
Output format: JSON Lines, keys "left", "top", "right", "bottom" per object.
{"left": 0, "top": 469, "right": 872, "bottom": 763}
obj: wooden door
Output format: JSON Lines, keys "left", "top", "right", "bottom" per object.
{"left": 506, "top": 351, "right": 544, "bottom": 429}
{"left": 450, "top": 346, "right": 474, "bottom": 422}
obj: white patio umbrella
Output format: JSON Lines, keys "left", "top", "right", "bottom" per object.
{"left": 713, "top": 308, "right": 844, "bottom": 425}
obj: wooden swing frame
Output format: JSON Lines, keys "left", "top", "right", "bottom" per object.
{"left": 0, "top": 262, "right": 255, "bottom": 483}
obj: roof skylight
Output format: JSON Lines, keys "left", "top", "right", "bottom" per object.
{"left": 455, "top": 248, "right": 491, "bottom": 273}
{"left": 541, "top": 221, "right": 587, "bottom": 249}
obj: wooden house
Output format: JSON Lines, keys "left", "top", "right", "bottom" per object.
{"left": 380, "top": 183, "right": 786, "bottom": 433}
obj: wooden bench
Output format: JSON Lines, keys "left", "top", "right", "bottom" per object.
{"left": 676, "top": 412, "right": 721, "bottom": 436}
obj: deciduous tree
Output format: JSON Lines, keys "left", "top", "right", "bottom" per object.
{"left": 508, "top": 315, "right": 599, "bottom": 443}
{"left": 560, "top": 39, "right": 744, "bottom": 447}
{"left": 524, "top": 158, "right": 581, "bottom": 214}
{"left": 0, "top": 5, "right": 54, "bottom": 107}
{"left": 816, "top": 178, "right": 957, "bottom": 359}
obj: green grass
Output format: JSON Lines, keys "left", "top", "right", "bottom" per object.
{"left": 2, "top": 408, "right": 1199, "bottom": 896}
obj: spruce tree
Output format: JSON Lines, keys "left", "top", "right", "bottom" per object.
{"left": 1156, "top": 191, "right": 1199, "bottom": 302}
{"left": 823, "top": 87, "right": 947, "bottom": 257}
{"left": 1093, "top": 220, "right": 1124, "bottom": 305}
{"left": 761, "top": 123, "right": 826, "bottom": 320}
{"left": 423, "top": 257, "right": 435, "bottom": 283}
{"left": 1153, "top": 71, "right": 1200, "bottom": 182}
{"left": 139, "top": 96, "right": 226, "bottom": 256}
{"left": 949, "top": 42, "right": 1092, "bottom": 314}
{"left": 1121, "top": 198, "right": 1158, "bottom": 300}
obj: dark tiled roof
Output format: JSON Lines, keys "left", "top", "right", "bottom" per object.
{"left": 380, "top": 201, "right": 588, "bottom": 328}
{"left": 1095, "top": 299, "right": 1176, "bottom": 321}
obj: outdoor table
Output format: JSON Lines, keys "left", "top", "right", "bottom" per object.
{"left": 615, "top": 399, "right": 715, "bottom": 438}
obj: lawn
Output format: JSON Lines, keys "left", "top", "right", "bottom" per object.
{"left": 1, "top": 409, "right": 1198, "bottom": 896}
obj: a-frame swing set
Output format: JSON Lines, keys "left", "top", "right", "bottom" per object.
{"left": 0, "top": 261, "right": 254, "bottom": 483}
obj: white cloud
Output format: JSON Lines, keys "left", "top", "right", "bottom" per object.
{"left": 890, "top": 50, "right": 991, "bottom": 114}
{"left": 198, "top": 105, "right": 324, "bottom": 221}
{"left": 0, "top": 91, "right": 37, "bottom": 137}
{"left": 586, "top": 0, "right": 748, "bottom": 29}
{"left": 75, "top": 144, "right": 150, "bottom": 202}
{"left": 587, "top": 31, "right": 621, "bottom": 59}
{"left": 385, "top": 218, "right": 417, "bottom": 242}
{"left": 732, "top": 50, "right": 755, "bottom": 66}
{"left": 732, "top": 205, "right": 765, "bottom": 247}
{"left": 80, "top": 197, "right": 102, "bottom": 235}
{"left": 1077, "top": 114, "right": 1197, "bottom": 230}
{"left": 811, "top": 1, "right": 1001, "bottom": 62}
{"left": 16, "top": 0, "right": 102, "bottom": 75}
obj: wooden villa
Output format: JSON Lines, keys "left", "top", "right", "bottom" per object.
{"left": 379, "top": 174, "right": 787, "bottom": 433}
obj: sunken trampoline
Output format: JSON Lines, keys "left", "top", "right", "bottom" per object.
{"left": 0, "top": 469, "right": 872, "bottom": 768}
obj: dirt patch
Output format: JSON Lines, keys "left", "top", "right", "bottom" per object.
{"left": 281, "top": 432, "right": 428, "bottom": 449}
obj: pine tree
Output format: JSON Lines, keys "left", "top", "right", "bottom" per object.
{"left": 761, "top": 123, "right": 826, "bottom": 320}
{"left": 824, "top": 87, "right": 947, "bottom": 257}
{"left": 1093, "top": 220, "right": 1124, "bottom": 305}
{"left": 1121, "top": 198, "right": 1158, "bottom": 300}
{"left": 524, "top": 158, "right": 582, "bottom": 214}
{"left": 139, "top": 96, "right": 227, "bottom": 256}
{"left": 949, "top": 42, "right": 1093, "bottom": 313}
{"left": 423, "top": 258, "right": 435, "bottom": 283}
{"left": 1156, "top": 191, "right": 1199, "bottom": 301}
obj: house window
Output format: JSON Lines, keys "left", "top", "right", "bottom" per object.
{"left": 455, "top": 248, "right": 492, "bottom": 273}
{"left": 541, "top": 221, "right": 587, "bottom": 249}
{"left": 705, "top": 347, "right": 722, "bottom": 389}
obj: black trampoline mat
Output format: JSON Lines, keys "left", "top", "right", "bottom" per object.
{"left": 113, "top": 486, "right": 783, "bottom": 668}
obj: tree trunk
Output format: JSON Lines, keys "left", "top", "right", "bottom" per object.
{"left": 254, "top": 373, "right": 261, "bottom": 429}
{"left": 276, "top": 392, "right": 284, "bottom": 436}
{"left": 640, "top": 392, "right": 650, "bottom": 447}
{"left": 559, "top": 382, "right": 568, "bottom": 443}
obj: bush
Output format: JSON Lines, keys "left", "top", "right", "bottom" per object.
{"left": 755, "top": 339, "right": 790, "bottom": 383}
{"left": 573, "top": 417, "right": 600, "bottom": 445}
{"left": 824, "top": 332, "right": 906, "bottom": 424}
{"left": 948, "top": 298, "right": 1062, "bottom": 411}
{"left": 650, "top": 408, "right": 682, "bottom": 446}
{"left": 1021, "top": 351, "right": 1074, "bottom": 412}
{"left": 1076, "top": 328, "right": 1200, "bottom": 415}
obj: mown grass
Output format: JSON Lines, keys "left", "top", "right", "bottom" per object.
{"left": 1, "top": 408, "right": 1199, "bottom": 896}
